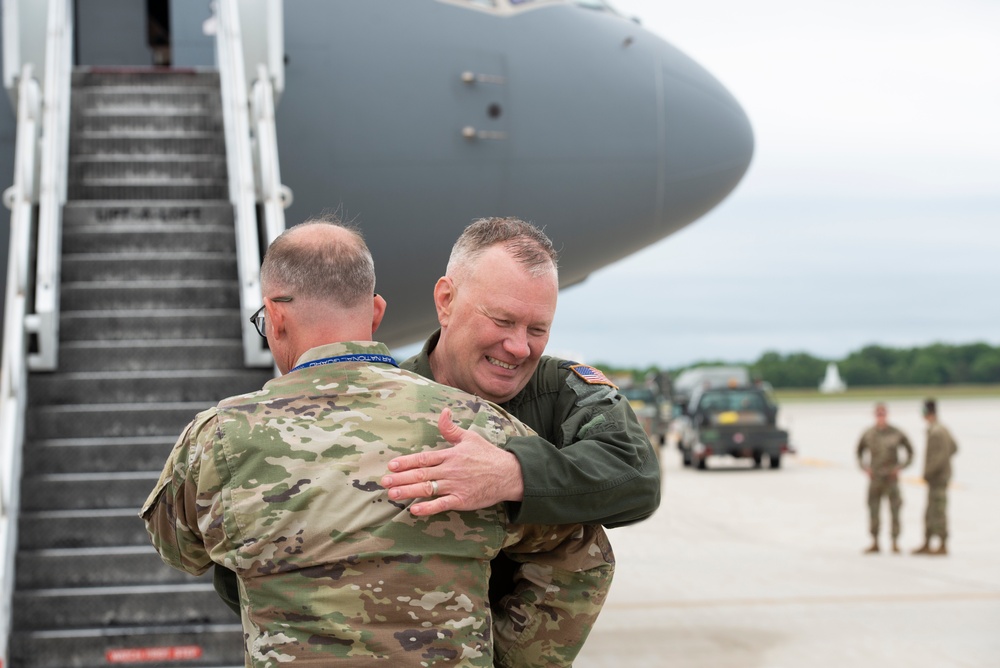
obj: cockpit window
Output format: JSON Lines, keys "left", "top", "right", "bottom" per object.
{"left": 572, "top": 0, "right": 614, "bottom": 10}
{"left": 443, "top": 0, "right": 621, "bottom": 14}
{"left": 511, "top": 0, "right": 614, "bottom": 8}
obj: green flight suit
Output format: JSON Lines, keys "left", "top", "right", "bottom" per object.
{"left": 402, "top": 331, "right": 662, "bottom": 527}
{"left": 404, "top": 331, "right": 660, "bottom": 610}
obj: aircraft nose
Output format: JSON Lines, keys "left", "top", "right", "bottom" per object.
{"left": 655, "top": 40, "right": 754, "bottom": 227}
{"left": 496, "top": 13, "right": 754, "bottom": 286}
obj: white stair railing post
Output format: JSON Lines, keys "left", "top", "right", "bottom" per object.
{"left": 212, "top": 0, "right": 272, "bottom": 367}
{"left": 29, "top": 0, "right": 72, "bottom": 371}
{"left": 0, "top": 63, "right": 42, "bottom": 668}
{"left": 212, "top": 0, "right": 288, "bottom": 368}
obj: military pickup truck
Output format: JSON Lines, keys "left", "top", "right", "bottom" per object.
{"left": 676, "top": 386, "right": 790, "bottom": 470}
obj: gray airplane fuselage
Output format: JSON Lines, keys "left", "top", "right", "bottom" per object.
{"left": 1, "top": 0, "right": 754, "bottom": 347}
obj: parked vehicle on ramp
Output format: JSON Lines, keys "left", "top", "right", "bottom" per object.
{"left": 676, "top": 386, "right": 790, "bottom": 470}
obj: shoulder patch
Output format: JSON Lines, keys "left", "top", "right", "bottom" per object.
{"left": 568, "top": 364, "right": 617, "bottom": 389}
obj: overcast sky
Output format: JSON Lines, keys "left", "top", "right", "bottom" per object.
{"left": 540, "top": 0, "right": 1000, "bottom": 369}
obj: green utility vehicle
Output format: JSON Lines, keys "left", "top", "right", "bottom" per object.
{"left": 677, "top": 386, "right": 790, "bottom": 470}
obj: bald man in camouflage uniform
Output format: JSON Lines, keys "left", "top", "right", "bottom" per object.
{"left": 856, "top": 403, "right": 914, "bottom": 554}
{"left": 141, "top": 220, "right": 613, "bottom": 667}
{"left": 912, "top": 398, "right": 958, "bottom": 556}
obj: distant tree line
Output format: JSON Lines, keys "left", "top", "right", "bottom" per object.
{"left": 600, "top": 342, "right": 1000, "bottom": 389}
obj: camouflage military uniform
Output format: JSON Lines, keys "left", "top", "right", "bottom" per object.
{"left": 922, "top": 422, "right": 958, "bottom": 540}
{"left": 142, "top": 341, "right": 614, "bottom": 667}
{"left": 856, "top": 424, "right": 914, "bottom": 540}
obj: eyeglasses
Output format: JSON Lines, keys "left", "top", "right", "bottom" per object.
{"left": 250, "top": 296, "right": 293, "bottom": 338}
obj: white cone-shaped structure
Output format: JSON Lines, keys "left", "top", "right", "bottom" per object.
{"left": 819, "top": 362, "right": 847, "bottom": 393}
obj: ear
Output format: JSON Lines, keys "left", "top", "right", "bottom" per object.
{"left": 433, "top": 277, "right": 455, "bottom": 327}
{"left": 265, "top": 298, "right": 288, "bottom": 340}
{"left": 371, "top": 293, "right": 387, "bottom": 335}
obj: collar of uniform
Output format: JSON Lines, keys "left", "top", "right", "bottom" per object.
{"left": 405, "top": 330, "right": 440, "bottom": 380}
{"left": 291, "top": 340, "right": 394, "bottom": 370}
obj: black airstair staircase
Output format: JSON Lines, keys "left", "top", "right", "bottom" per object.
{"left": 9, "top": 69, "right": 270, "bottom": 667}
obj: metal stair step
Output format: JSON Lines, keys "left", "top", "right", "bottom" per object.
{"left": 10, "top": 624, "right": 243, "bottom": 668}
{"left": 72, "top": 112, "right": 223, "bottom": 134}
{"left": 61, "top": 252, "right": 237, "bottom": 282}
{"left": 72, "top": 69, "right": 220, "bottom": 88}
{"left": 18, "top": 509, "right": 154, "bottom": 550}
{"left": 12, "top": 583, "right": 235, "bottom": 630}
{"left": 69, "top": 155, "right": 228, "bottom": 181}
{"left": 21, "top": 435, "right": 176, "bottom": 475}
{"left": 60, "top": 280, "right": 239, "bottom": 311}
{"left": 62, "top": 223, "right": 236, "bottom": 253}
{"left": 54, "top": 340, "right": 250, "bottom": 372}
{"left": 62, "top": 201, "right": 233, "bottom": 226}
{"left": 71, "top": 133, "right": 225, "bottom": 156}
{"left": 68, "top": 181, "right": 229, "bottom": 201}
{"left": 58, "top": 309, "right": 244, "bottom": 341}
{"left": 26, "top": 402, "right": 203, "bottom": 441}
{"left": 28, "top": 369, "right": 272, "bottom": 406}
{"left": 16, "top": 546, "right": 187, "bottom": 589}
{"left": 72, "top": 87, "right": 221, "bottom": 113}
{"left": 20, "top": 471, "right": 163, "bottom": 511}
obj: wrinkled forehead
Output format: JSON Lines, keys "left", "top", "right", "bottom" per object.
{"left": 464, "top": 264, "right": 557, "bottom": 325}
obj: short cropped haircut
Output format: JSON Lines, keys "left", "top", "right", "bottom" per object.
{"left": 260, "top": 217, "right": 375, "bottom": 308}
{"left": 923, "top": 398, "right": 937, "bottom": 416}
{"left": 447, "top": 217, "right": 558, "bottom": 280}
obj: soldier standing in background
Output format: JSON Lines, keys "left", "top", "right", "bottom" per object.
{"left": 912, "top": 398, "right": 958, "bottom": 556}
{"left": 856, "top": 402, "right": 914, "bottom": 554}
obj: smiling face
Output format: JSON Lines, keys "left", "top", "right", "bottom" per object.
{"left": 432, "top": 245, "right": 558, "bottom": 404}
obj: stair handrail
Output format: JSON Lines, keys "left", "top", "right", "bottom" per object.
{"left": 251, "top": 63, "right": 288, "bottom": 250}
{"left": 28, "top": 0, "right": 73, "bottom": 371}
{"left": 0, "top": 63, "right": 43, "bottom": 668}
{"left": 212, "top": 0, "right": 272, "bottom": 367}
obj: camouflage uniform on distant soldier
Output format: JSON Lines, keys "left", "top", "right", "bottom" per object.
{"left": 912, "top": 398, "right": 958, "bottom": 556}
{"left": 141, "top": 220, "right": 613, "bottom": 667}
{"left": 856, "top": 402, "right": 914, "bottom": 554}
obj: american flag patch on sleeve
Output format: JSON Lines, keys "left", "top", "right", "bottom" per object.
{"left": 569, "top": 364, "right": 617, "bottom": 388}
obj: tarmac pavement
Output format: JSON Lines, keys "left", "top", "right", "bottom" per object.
{"left": 575, "top": 396, "right": 1000, "bottom": 668}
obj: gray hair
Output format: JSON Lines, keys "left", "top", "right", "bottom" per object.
{"left": 446, "top": 217, "right": 558, "bottom": 280}
{"left": 260, "top": 217, "right": 375, "bottom": 307}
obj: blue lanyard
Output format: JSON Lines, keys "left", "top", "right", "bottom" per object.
{"left": 290, "top": 353, "right": 399, "bottom": 373}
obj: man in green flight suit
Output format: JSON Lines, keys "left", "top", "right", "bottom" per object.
{"left": 856, "top": 402, "right": 914, "bottom": 554}
{"left": 380, "top": 217, "right": 661, "bottom": 600}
